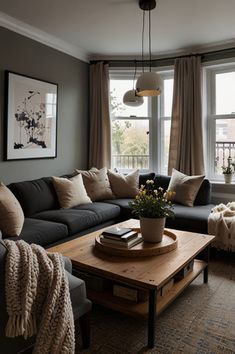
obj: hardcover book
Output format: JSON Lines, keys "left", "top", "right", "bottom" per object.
{"left": 100, "top": 234, "right": 143, "bottom": 249}
{"left": 102, "top": 227, "right": 132, "bottom": 237}
{"left": 103, "top": 230, "right": 138, "bottom": 242}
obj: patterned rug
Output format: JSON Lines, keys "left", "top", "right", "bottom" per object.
{"left": 80, "top": 258, "right": 235, "bottom": 354}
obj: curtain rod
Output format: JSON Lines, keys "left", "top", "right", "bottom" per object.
{"left": 90, "top": 46, "right": 235, "bottom": 65}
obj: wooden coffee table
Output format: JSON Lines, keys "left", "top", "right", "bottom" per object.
{"left": 48, "top": 219, "right": 215, "bottom": 348}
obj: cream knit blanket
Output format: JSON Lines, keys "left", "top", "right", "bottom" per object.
{"left": 4, "top": 240, "right": 75, "bottom": 354}
{"left": 208, "top": 202, "right": 235, "bottom": 251}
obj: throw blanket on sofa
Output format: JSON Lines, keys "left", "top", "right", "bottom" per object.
{"left": 208, "top": 202, "right": 235, "bottom": 251}
{"left": 4, "top": 240, "right": 75, "bottom": 354}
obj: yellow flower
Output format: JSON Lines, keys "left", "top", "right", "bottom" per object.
{"left": 146, "top": 179, "right": 154, "bottom": 184}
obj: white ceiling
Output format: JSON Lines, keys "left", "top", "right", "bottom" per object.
{"left": 0, "top": 0, "right": 235, "bottom": 62}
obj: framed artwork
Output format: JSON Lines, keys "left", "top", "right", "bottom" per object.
{"left": 4, "top": 71, "right": 58, "bottom": 160}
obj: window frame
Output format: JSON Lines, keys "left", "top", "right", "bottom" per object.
{"left": 205, "top": 62, "right": 235, "bottom": 181}
{"left": 109, "top": 67, "right": 174, "bottom": 174}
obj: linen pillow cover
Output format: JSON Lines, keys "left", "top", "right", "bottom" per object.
{"left": 53, "top": 174, "right": 92, "bottom": 209}
{"left": 107, "top": 169, "right": 139, "bottom": 198}
{"left": 0, "top": 182, "right": 24, "bottom": 236}
{"left": 168, "top": 168, "right": 205, "bottom": 207}
{"left": 76, "top": 167, "right": 113, "bottom": 201}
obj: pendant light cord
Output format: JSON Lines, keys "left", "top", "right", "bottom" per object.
{"left": 142, "top": 10, "right": 145, "bottom": 73}
{"left": 133, "top": 60, "right": 137, "bottom": 89}
{"left": 149, "top": 9, "right": 152, "bottom": 72}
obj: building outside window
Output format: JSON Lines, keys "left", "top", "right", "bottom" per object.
{"left": 205, "top": 63, "right": 235, "bottom": 180}
{"left": 109, "top": 69, "right": 174, "bottom": 174}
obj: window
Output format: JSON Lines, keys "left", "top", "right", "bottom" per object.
{"left": 110, "top": 70, "right": 174, "bottom": 173}
{"left": 206, "top": 64, "right": 235, "bottom": 180}
{"left": 110, "top": 78, "right": 150, "bottom": 171}
{"left": 159, "top": 76, "right": 174, "bottom": 174}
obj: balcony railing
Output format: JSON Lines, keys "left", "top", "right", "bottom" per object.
{"left": 113, "top": 142, "right": 235, "bottom": 171}
{"left": 113, "top": 154, "right": 149, "bottom": 169}
{"left": 215, "top": 141, "right": 235, "bottom": 169}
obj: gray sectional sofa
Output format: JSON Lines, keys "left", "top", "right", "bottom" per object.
{"left": 3, "top": 172, "right": 214, "bottom": 248}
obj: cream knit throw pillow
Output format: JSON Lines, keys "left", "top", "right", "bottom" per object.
{"left": 4, "top": 240, "right": 75, "bottom": 354}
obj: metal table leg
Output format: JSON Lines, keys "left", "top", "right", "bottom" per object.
{"left": 148, "top": 289, "right": 157, "bottom": 348}
{"left": 203, "top": 245, "right": 210, "bottom": 284}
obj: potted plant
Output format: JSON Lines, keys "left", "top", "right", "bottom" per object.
{"left": 222, "top": 162, "right": 234, "bottom": 184}
{"left": 129, "top": 180, "right": 175, "bottom": 243}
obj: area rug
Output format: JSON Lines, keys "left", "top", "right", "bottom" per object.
{"left": 80, "top": 258, "right": 235, "bottom": 354}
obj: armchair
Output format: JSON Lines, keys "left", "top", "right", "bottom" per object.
{"left": 0, "top": 235, "right": 92, "bottom": 353}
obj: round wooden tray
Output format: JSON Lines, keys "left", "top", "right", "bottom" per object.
{"left": 95, "top": 229, "right": 178, "bottom": 257}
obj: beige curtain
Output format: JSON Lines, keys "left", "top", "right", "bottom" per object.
{"left": 89, "top": 62, "right": 111, "bottom": 169}
{"left": 168, "top": 56, "right": 204, "bottom": 176}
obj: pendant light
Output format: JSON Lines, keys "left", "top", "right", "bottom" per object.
{"left": 123, "top": 61, "right": 144, "bottom": 106}
{"left": 136, "top": 0, "right": 163, "bottom": 97}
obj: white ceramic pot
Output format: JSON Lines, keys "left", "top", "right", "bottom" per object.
{"left": 224, "top": 173, "right": 233, "bottom": 184}
{"left": 140, "top": 217, "right": 166, "bottom": 243}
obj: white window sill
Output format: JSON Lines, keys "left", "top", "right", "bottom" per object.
{"left": 210, "top": 181, "right": 235, "bottom": 204}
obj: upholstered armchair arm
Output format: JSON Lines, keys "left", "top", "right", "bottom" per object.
{"left": 62, "top": 256, "right": 72, "bottom": 274}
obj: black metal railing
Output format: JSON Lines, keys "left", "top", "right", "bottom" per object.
{"left": 215, "top": 141, "right": 235, "bottom": 169}
{"left": 112, "top": 154, "right": 149, "bottom": 169}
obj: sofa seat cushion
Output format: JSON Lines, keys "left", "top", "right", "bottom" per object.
{"left": 18, "top": 218, "right": 68, "bottom": 246}
{"left": 73, "top": 202, "right": 121, "bottom": 223}
{"left": 103, "top": 199, "right": 134, "bottom": 219}
{"left": 32, "top": 209, "right": 100, "bottom": 235}
{"left": 165, "top": 204, "right": 214, "bottom": 234}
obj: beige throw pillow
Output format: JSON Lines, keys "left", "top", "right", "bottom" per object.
{"left": 53, "top": 174, "right": 92, "bottom": 209}
{"left": 76, "top": 167, "right": 113, "bottom": 201}
{"left": 107, "top": 169, "right": 139, "bottom": 198}
{"left": 168, "top": 168, "right": 205, "bottom": 207}
{"left": 0, "top": 183, "right": 24, "bottom": 236}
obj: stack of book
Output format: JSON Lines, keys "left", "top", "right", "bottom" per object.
{"left": 100, "top": 227, "right": 142, "bottom": 249}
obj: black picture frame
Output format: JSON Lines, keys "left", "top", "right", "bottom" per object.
{"left": 4, "top": 71, "right": 58, "bottom": 160}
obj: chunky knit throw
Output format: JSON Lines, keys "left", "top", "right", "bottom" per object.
{"left": 208, "top": 202, "right": 235, "bottom": 252}
{"left": 4, "top": 240, "right": 75, "bottom": 354}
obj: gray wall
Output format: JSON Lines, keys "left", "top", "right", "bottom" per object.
{"left": 0, "top": 27, "right": 89, "bottom": 184}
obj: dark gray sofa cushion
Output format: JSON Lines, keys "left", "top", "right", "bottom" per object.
{"left": 8, "top": 177, "right": 59, "bottom": 217}
{"left": 103, "top": 199, "right": 134, "bottom": 219}
{"left": 73, "top": 202, "right": 121, "bottom": 223}
{"left": 154, "top": 174, "right": 211, "bottom": 206}
{"left": 32, "top": 209, "right": 100, "bottom": 235}
{"left": 19, "top": 218, "right": 68, "bottom": 246}
{"left": 165, "top": 204, "right": 214, "bottom": 234}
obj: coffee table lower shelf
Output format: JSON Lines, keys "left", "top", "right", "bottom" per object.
{"left": 86, "top": 259, "right": 207, "bottom": 319}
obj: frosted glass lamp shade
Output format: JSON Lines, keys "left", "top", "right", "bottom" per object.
{"left": 123, "top": 89, "right": 144, "bottom": 106}
{"left": 136, "top": 72, "right": 163, "bottom": 97}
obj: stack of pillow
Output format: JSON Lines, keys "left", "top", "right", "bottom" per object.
{"left": 52, "top": 168, "right": 140, "bottom": 209}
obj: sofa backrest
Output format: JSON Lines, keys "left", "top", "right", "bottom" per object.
{"left": 8, "top": 177, "right": 59, "bottom": 217}
{"left": 139, "top": 172, "right": 155, "bottom": 187}
{"left": 154, "top": 174, "right": 211, "bottom": 206}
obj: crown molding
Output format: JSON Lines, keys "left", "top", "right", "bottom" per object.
{"left": 0, "top": 11, "right": 89, "bottom": 63}
{"left": 91, "top": 40, "right": 235, "bottom": 61}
